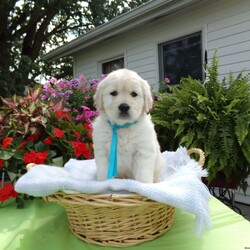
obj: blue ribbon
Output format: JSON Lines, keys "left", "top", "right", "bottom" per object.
{"left": 107, "top": 120, "right": 137, "bottom": 179}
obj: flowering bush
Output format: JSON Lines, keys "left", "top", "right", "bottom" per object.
{"left": 0, "top": 75, "right": 102, "bottom": 207}
{"left": 40, "top": 74, "right": 105, "bottom": 123}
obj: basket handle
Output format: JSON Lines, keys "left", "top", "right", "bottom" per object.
{"left": 187, "top": 148, "right": 205, "bottom": 167}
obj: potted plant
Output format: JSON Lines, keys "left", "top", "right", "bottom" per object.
{"left": 152, "top": 55, "right": 250, "bottom": 192}
{"left": 0, "top": 74, "right": 102, "bottom": 207}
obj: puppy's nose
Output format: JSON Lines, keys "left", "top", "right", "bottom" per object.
{"left": 119, "top": 103, "right": 130, "bottom": 113}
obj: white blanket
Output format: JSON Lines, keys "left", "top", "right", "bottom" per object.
{"left": 15, "top": 147, "right": 211, "bottom": 235}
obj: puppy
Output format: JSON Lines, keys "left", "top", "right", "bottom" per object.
{"left": 92, "top": 69, "right": 164, "bottom": 183}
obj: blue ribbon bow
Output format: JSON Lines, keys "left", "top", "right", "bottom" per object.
{"left": 107, "top": 120, "right": 137, "bottom": 179}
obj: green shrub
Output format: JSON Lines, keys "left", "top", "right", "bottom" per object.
{"left": 152, "top": 55, "right": 250, "bottom": 191}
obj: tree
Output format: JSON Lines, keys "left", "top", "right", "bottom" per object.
{"left": 0, "top": 0, "right": 149, "bottom": 97}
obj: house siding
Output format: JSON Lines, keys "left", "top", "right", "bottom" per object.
{"left": 207, "top": 9, "right": 250, "bottom": 78}
{"left": 74, "top": 0, "right": 250, "bottom": 82}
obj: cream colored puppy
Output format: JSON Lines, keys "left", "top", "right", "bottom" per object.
{"left": 93, "top": 69, "right": 164, "bottom": 183}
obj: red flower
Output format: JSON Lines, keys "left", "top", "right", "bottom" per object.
{"left": 27, "top": 135, "right": 35, "bottom": 142}
{"left": 0, "top": 159, "right": 4, "bottom": 169}
{"left": 2, "top": 137, "right": 13, "bottom": 149}
{"left": 18, "top": 140, "right": 26, "bottom": 150}
{"left": 53, "top": 128, "right": 64, "bottom": 138}
{"left": 83, "top": 123, "right": 93, "bottom": 138}
{"left": 27, "top": 131, "right": 41, "bottom": 142}
{"left": 55, "top": 110, "right": 72, "bottom": 122}
{"left": 23, "top": 151, "right": 48, "bottom": 164}
{"left": 43, "top": 136, "right": 53, "bottom": 145}
{"left": 87, "top": 130, "right": 92, "bottom": 138}
{"left": 0, "top": 183, "right": 19, "bottom": 202}
{"left": 70, "top": 141, "right": 92, "bottom": 159}
{"left": 73, "top": 130, "right": 81, "bottom": 140}
{"left": 83, "top": 123, "right": 91, "bottom": 130}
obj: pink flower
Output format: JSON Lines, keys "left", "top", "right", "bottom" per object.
{"left": 79, "top": 74, "right": 87, "bottom": 82}
{"left": 75, "top": 106, "right": 98, "bottom": 124}
{"left": 50, "top": 77, "right": 57, "bottom": 84}
{"left": 164, "top": 77, "right": 170, "bottom": 84}
{"left": 43, "top": 81, "right": 52, "bottom": 89}
{"left": 48, "top": 88, "right": 56, "bottom": 94}
{"left": 81, "top": 106, "right": 90, "bottom": 111}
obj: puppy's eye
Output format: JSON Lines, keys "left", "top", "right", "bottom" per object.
{"left": 131, "top": 91, "right": 138, "bottom": 97}
{"left": 110, "top": 91, "right": 118, "bottom": 96}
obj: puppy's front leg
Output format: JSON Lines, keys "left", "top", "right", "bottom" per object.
{"left": 132, "top": 150, "right": 155, "bottom": 183}
{"left": 95, "top": 150, "right": 109, "bottom": 181}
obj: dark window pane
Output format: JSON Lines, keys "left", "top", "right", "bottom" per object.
{"left": 160, "top": 32, "right": 202, "bottom": 85}
{"left": 102, "top": 58, "right": 124, "bottom": 74}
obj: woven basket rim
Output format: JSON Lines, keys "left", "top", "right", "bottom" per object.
{"left": 44, "top": 191, "right": 165, "bottom": 207}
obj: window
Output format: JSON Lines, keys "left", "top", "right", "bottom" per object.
{"left": 159, "top": 32, "right": 202, "bottom": 85}
{"left": 102, "top": 57, "right": 124, "bottom": 74}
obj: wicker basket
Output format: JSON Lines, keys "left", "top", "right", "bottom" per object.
{"left": 43, "top": 148, "right": 205, "bottom": 247}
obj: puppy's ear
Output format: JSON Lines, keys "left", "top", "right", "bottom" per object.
{"left": 93, "top": 83, "right": 103, "bottom": 111}
{"left": 141, "top": 80, "right": 153, "bottom": 113}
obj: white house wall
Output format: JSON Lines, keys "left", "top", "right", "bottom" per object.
{"left": 207, "top": 8, "right": 250, "bottom": 78}
{"left": 74, "top": 0, "right": 250, "bottom": 84}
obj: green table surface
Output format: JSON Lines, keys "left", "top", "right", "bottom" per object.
{"left": 1, "top": 196, "right": 249, "bottom": 250}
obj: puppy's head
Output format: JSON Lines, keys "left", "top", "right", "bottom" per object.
{"left": 94, "top": 69, "right": 153, "bottom": 124}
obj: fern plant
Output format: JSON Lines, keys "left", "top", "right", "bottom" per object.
{"left": 152, "top": 55, "right": 250, "bottom": 191}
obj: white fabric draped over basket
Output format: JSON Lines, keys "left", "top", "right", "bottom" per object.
{"left": 15, "top": 146, "right": 211, "bottom": 235}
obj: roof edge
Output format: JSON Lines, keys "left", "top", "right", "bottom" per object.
{"left": 43, "top": 0, "right": 202, "bottom": 62}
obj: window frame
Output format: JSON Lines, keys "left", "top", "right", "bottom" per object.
{"left": 100, "top": 56, "right": 124, "bottom": 75}
{"left": 158, "top": 31, "right": 205, "bottom": 85}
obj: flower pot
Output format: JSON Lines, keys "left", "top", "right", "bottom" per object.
{"left": 202, "top": 172, "right": 238, "bottom": 189}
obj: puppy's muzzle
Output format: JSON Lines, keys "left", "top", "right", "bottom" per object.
{"left": 119, "top": 103, "right": 130, "bottom": 117}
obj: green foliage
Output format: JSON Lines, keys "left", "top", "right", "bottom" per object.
{"left": 82, "top": 0, "right": 149, "bottom": 30}
{"left": 0, "top": 87, "right": 94, "bottom": 177}
{"left": 42, "top": 57, "right": 74, "bottom": 81}
{"left": 0, "top": 0, "right": 150, "bottom": 97}
{"left": 152, "top": 55, "right": 250, "bottom": 190}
